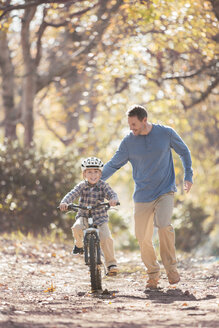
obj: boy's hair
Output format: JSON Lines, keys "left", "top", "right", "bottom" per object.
{"left": 126, "top": 105, "right": 148, "bottom": 121}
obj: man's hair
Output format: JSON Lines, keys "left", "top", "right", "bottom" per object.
{"left": 126, "top": 105, "right": 148, "bottom": 121}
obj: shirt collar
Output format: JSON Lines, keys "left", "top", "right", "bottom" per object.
{"left": 85, "top": 180, "right": 101, "bottom": 189}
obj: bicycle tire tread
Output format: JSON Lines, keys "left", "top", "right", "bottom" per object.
{"left": 89, "top": 234, "right": 102, "bottom": 292}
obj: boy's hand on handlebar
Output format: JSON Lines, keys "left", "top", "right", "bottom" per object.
{"left": 109, "top": 199, "right": 119, "bottom": 207}
{"left": 59, "top": 203, "right": 68, "bottom": 211}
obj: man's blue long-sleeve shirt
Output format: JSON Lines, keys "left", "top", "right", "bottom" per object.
{"left": 102, "top": 124, "right": 193, "bottom": 202}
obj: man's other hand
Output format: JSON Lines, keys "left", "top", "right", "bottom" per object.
{"left": 184, "top": 181, "right": 193, "bottom": 193}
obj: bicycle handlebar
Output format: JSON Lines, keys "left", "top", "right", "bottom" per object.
{"left": 67, "top": 202, "right": 120, "bottom": 212}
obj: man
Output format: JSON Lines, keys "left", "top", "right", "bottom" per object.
{"left": 101, "top": 105, "right": 193, "bottom": 288}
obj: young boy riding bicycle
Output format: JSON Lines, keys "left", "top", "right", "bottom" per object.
{"left": 59, "top": 157, "right": 119, "bottom": 276}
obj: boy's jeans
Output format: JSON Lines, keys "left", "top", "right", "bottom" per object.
{"left": 72, "top": 219, "right": 117, "bottom": 268}
{"left": 134, "top": 192, "right": 177, "bottom": 279}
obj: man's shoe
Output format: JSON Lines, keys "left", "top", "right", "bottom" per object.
{"left": 72, "top": 245, "right": 84, "bottom": 255}
{"left": 167, "top": 270, "right": 180, "bottom": 284}
{"left": 146, "top": 278, "right": 159, "bottom": 289}
{"left": 107, "top": 265, "right": 118, "bottom": 276}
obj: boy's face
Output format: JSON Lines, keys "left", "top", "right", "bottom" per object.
{"left": 83, "top": 168, "right": 102, "bottom": 185}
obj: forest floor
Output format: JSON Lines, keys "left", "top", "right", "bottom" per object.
{"left": 0, "top": 235, "right": 218, "bottom": 328}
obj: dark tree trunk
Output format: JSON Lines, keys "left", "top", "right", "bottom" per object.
{"left": 0, "top": 31, "right": 17, "bottom": 140}
{"left": 210, "top": 0, "right": 219, "bottom": 20}
{"left": 21, "top": 6, "right": 37, "bottom": 146}
{"left": 22, "top": 69, "right": 36, "bottom": 146}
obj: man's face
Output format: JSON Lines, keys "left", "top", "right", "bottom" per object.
{"left": 128, "top": 116, "right": 147, "bottom": 135}
{"left": 84, "top": 169, "right": 102, "bottom": 185}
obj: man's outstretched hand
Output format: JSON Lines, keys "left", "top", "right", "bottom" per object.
{"left": 184, "top": 181, "right": 193, "bottom": 193}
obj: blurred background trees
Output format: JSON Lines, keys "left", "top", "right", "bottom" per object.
{"left": 0, "top": 0, "right": 218, "bottom": 254}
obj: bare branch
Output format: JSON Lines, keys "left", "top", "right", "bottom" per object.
{"left": 182, "top": 76, "right": 219, "bottom": 110}
{"left": 163, "top": 60, "right": 218, "bottom": 80}
{"left": 39, "top": 110, "right": 76, "bottom": 146}
{"left": 44, "top": 3, "right": 98, "bottom": 27}
{"left": 21, "top": 7, "right": 36, "bottom": 65}
{"left": 35, "top": 8, "right": 48, "bottom": 66}
{"left": 36, "top": 0, "right": 124, "bottom": 92}
{"left": 0, "top": 0, "right": 77, "bottom": 20}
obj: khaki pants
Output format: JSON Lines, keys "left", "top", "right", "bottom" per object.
{"left": 134, "top": 192, "right": 177, "bottom": 279}
{"left": 72, "top": 218, "right": 117, "bottom": 268}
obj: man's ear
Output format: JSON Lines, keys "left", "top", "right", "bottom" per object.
{"left": 142, "top": 117, "right": 147, "bottom": 124}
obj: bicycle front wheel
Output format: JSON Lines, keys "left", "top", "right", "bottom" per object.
{"left": 89, "top": 234, "right": 102, "bottom": 292}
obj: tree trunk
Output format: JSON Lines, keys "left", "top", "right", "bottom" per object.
{"left": 22, "top": 69, "right": 36, "bottom": 146}
{"left": 0, "top": 31, "right": 17, "bottom": 140}
{"left": 21, "top": 6, "right": 37, "bottom": 146}
{"left": 210, "top": 0, "right": 219, "bottom": 20}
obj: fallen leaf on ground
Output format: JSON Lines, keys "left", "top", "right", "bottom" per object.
{"left": 43, "top": 282, "right": 56, "bottom": 293}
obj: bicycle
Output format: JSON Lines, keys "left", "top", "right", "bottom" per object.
{"left": 66, "top": 202, "right": 119, "bottom": 292}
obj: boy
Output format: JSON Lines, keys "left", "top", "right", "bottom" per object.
{"left": 60, "top": 157, "right": 119, "bottom": 276}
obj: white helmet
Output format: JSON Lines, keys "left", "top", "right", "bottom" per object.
{"left": 81, "top": 157, "right": 104, "bottom": 172}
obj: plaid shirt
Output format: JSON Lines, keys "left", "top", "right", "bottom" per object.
{"left": 61, "top": 179, "right": 118, "bottom": 226}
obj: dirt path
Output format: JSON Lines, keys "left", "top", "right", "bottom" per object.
{"left": 0, "top": 237, "right": 218, "bottom": 328}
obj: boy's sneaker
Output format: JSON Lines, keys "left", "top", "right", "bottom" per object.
{"left": 167, "top": 270, "right": 180, "bottom": 284}
{"left": 72, "top": 245, "right": 84, "bottom": 255}
{"left": 146, "top": 278, "right": 159, "bottom": 289}
{"left": 107, "top": 265, "right": 118, "bottom": 276}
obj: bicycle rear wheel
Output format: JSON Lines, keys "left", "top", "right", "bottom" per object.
{"left": 89, "top": 234, "right": 102, "bottom": 292}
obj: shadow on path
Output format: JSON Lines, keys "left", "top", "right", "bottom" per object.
{"left": 93, "top": 288, "right": 216, "bottom": 305}
{"left": 144, "top": 288, "right": 216, "bottom": 304}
